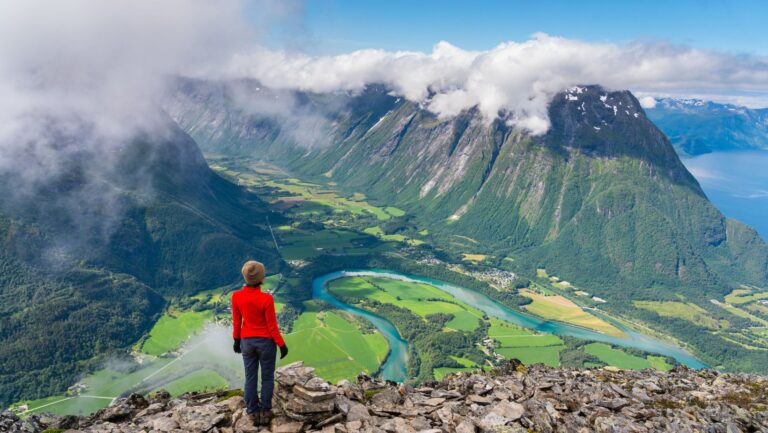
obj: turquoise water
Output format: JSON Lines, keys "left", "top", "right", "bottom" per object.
{"left": 313, "top": 269, "right": 708, "bottom": 382}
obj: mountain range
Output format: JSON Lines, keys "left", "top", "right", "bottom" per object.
{"left": 4, "top": 79, "right": 768, "bottom": 405}
{"left": 165, "top": 79, "right": 768, "bottom": 373}
{"left": 645, "top": 98, "right": 768, "bottom": 155}
{"left": 166, "top": 80, "right": 768, "bottom": 296}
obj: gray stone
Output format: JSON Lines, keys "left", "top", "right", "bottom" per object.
{"left": 346, "top": 403, "right": 371, "bottom": 422}
{"left": 455, "top": 420, "right": 476, "bottom": 433}
{"left": 276, "top": 361, "right": 316, "bottom": 387}
{"left": 271, "top": 417, "right": 305, "bottom": 433}
{"left": 294, "top": 385, "right": 337, "bottom": 403}
{"left": 150, "top": 416, "right": 179, "bottom": 432}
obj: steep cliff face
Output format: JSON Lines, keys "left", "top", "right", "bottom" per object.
{"left": 15, "top": 361, "right": 768, "bottom": 433}
{"left": 165, "top": 81, "right": 768, "bottom": 298}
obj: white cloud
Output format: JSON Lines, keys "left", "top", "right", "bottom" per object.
{"left": 0, "top": 0, "right": 255, "bottom": 251}
{"left": 639, "top": 96, "right": 658, "bottom": 109}
{"left": 223, "top": 33, "right": 768, "bottom": 134}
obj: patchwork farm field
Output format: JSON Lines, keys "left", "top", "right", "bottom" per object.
{"left": 327, "top": 276, "right": 484, "bottom": 332}
{"left": 210, "top": 161, "right": 404, "bottom": 222}
{"left": 520, "top": 289, "right": 624, "bottom": 337}
{"left": 488, "top": 319, "right": 564, "bottom": 366}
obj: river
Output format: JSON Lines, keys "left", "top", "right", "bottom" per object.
{"left": 312, "top": 269, "right": 708, "bottom": 382}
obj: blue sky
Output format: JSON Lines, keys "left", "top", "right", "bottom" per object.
{"left": 262, "top": 0, "right": 768, "bottom": 55}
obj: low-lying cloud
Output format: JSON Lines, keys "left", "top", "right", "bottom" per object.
{"left": 225, "top": 34, "right": 768, "bottom": 134}
{"left": 0, "top": 0, "right": 253, "bottom": 251}
{"left": 1, "top": 0, "right": 768, "bottom": 250}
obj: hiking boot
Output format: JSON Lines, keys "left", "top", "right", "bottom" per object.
{"left": 259, "top": 410, "right": 273, "bottom": 426}
{"left": 248, "top": 412, "right": 261, "bottom": 426}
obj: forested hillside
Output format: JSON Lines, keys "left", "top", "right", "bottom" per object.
{"left": 0, "top": 117, "right": 283, "bottom": 405}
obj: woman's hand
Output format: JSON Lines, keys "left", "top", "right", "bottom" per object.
{"left": 233, "top": 338, "right": 241, "bottom": 354}
{"left": 279, "top": 344, "right": 289, "bottom": 359}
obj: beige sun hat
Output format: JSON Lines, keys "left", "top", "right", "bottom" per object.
{"left": 241, "top": 260, "right": 265, "bottom": 286}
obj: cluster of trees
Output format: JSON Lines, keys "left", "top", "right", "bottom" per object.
{"left": 328, "top": 290, "right": 485, "bottom": 382}
{"left": 615, "top": 304, "right": 768, "bottom": 372}
{"left": 0, "top": 262, "right": 164, "bottom": 406}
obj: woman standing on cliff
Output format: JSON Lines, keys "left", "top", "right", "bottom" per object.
{"left": 232, "top": 260, "right": 289, "bottom": 426}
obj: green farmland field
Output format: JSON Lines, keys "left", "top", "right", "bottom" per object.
{"left": 488, "top": 319, "right": 564, "bottom": 366}
{"left": 154, "top": 369, "right": 228, "bottom": 396}
{"left": 280, "top": 307, "right": 388, "bottom": 383}
{"left": 141, "top": 310, "right": 213, "bottom": 356}
{"left": 584, "top": 343, "right": 652, "bottom": 370}
{"left": 328, "top": 276, "right": 483, "bottom": 331}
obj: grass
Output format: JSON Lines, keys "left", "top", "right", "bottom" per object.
{"left": 141, "top": 310, "right": 213, "bottom": 356}
{"left": 280, "top": 229, "right": 372, "bottom": 260}
{"left": 363, "top": 226, "right": 407, "bottom": 242}
{"left": 328, "top": 277, "right": 483, "bottom": 331}
{"left": 634, "top": 301, "right": 728, "bottom": 329}
{"left": 433, "top": 357, "right": 480, "bottom": 380}
{"left": 152, "top": 369, "right": 228, "bottom": 396}
{"left": 496, "top": 346, "right": 563, "bottom": 366}
{"left": 584, "top": 343, "right": 651, "bottom": 370}
{"left": 725, "top": 287, "right": 768, "bottom": 305}
{"left": 22, "top": 395, "right": 114, "bottom": 417}
{"left": 717, "top": 302, "right": 768, "bottom": 326}
{"left": 487, "top": 319, "right": 564, "bottom": 367}
{"left": 520, "top": 290, "right": 624, "bottom": 337}
{"left": 647, "top": 356, "right": 674, "bottom": 371}
{"left": 259, "top": 176, "right": 398, "bottom": 221}
{"left": 384, "top": 207, "right": 406, "bottom": 217}
{"left": 279, "top": 308, "right": 389, "bottom": 384}
{"left": 462, "top": 254, "right": 487, "bottom": 263}
{"left": 487, "top": 319, "right": 563, "bottom": 347}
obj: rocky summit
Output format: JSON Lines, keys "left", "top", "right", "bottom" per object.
{"left": 4, "top": 361, "right": 768, "bottom": 433}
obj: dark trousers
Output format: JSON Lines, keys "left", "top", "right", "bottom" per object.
{"left": 241, "top": 337, "right": 277, "bottom": 414}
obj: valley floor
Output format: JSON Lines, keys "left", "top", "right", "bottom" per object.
{"left": 15, "top": 157, "right": 754, "bottom": 416}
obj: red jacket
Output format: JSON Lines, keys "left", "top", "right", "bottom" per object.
{"left": 231, "top": 285, "right": 285, "bottom": 347}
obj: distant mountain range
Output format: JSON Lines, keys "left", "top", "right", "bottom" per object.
{"left": 645, "top": 98, "right": 768, "bottom": 155}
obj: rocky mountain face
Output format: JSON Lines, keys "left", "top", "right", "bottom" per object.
{"left": 10, "top": 360, "right": 768, "bottom": 433}
{"left": 165, "top": 80, "right": 768, "bottom": 299}
{"left": 645, "top": 98, "right": 768, "bottom": 155}
{"left": 0, "top": 115, "right": 282, "bottom": 405}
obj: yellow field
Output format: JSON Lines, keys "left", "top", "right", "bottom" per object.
{"left": 520, "top": 290, "right": 624, "bottom": 337}
{"left": 725, "top": 286, "right": 768, "bottom": 305}
{"left": 462, "top": 253, "right": 487, "bottom": 263}
{"left": 634, "top": 301, "right": 728, "bottom": 329}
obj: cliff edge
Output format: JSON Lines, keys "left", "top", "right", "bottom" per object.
{"left": 4, "top": 360, "right": 767, "bottom": 433}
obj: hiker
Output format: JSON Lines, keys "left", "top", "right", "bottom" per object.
{"left": 232, "top": 260, "right": 289, "bottom": 426}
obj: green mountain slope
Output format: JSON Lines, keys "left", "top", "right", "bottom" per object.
{"left": 166, "top": 80, "right": 768, "bottom": 372}
{"left": 167, "top": 81, "right": 767, "bottom": 295}
{"left": 0, "top": 117, "right": 282, "bottom": 405}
